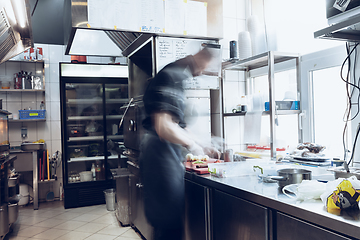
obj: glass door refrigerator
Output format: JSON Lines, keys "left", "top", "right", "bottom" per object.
{"left": 60, "top": 63, "right": 128, "bottom": 208}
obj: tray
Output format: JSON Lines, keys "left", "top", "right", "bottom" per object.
{"left": 21, "top": 143, "right": 46, "bottom": 151}
{"left": 292, "top": 156, "right": 329, "bottom": 162}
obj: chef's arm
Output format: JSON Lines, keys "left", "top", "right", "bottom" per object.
{"left": 152, "top": 111, "right": 204, "bottom": 155}
{"left": 184, "top": 128, "right": 221, "bottom": 159}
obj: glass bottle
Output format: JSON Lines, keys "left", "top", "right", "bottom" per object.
{"left": 91, "top": 163, "right": 96, "bottom": 181}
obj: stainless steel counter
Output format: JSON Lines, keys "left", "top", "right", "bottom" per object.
{"left": 185, "top": 160, "right": 360, "bottom": 239}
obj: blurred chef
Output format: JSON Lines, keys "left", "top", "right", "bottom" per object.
{"left": 139, "top": 46, "right": 218, "bottom": 240}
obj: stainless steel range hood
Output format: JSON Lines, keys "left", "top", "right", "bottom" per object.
{"left": 0, "top": 0, "right": 33, "bottom": 64}
{"left": 64, "top": 0, "right": 223, "bottom": 57}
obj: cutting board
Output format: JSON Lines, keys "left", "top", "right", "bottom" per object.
{"left": 185, "top": 162, "right": 209, "bottom": 174}
{"left": 185, "top": 158, "right": 223, "bottom": 175}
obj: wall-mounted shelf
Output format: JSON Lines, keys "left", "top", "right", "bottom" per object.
{"left": 314, "top": 13, "right": 360, "bottom": 42}
{"left": 68, "top": 136, "right": 103, "bottom": 142}
{"left": 67, "top": 99, "right": 128, "bottom": 104}
{"left": 223, "top": 110, "right": 301, "bottom": 117}
{"left": 222, "top": 51, "right": 299, "bottom": 71}
{"left": 0, "top": 89, "right": 45, "bottom": 92}
{"left": 221, "top": 51, "right": 301, "bottom": 160}
{"left": 8, "top": 60, "right": 44, "bottom": 63}
{"left": 68, "top": 154, "right": 118, "bottom": 163}
{"left": 9, "top": 119, "right": 46, "bottom": 122}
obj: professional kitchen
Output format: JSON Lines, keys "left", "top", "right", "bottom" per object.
{"left": 0, "top": 0, "right": 360, "bottom": 239}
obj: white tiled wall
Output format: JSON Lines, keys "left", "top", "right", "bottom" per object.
{"left": 220, "top": 0, "right": 248, "bottom": 151}
{"left": 220, "top": 0, "right": 247, "bottom": 60}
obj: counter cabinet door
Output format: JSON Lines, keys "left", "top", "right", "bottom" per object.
{"left": 276, "top": 212, "right": 352, "bottom": 240}
{"left": 212, "top": 189, "right": 269, "bottom": 240}
{"left": 185, "top": 179, "right": 210, "bottom": 240}
{"left": 129, "top": 173, "right": 153, "bottom": 240}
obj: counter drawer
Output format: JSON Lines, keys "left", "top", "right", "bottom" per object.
{"left": 212, "top": 189, "right": 268, "bottom": 240}
{"left": 276, "top": 212, "right": 352, "bottom": 240}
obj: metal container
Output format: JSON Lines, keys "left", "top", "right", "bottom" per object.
{"left": 104, "top": 188, "right": 116, "bottom": 211}
{"left": 8, "top": 174, "right": 20, "bottom": 187}
{"left": 0, "top": 203, "right": 8, "bottom": 237}
{"left": 224, "top": 149, "right": 233, "bottom": 162}
{"left": 334, "top": 170, "right": 360, "bottom": 180}
{"left": 270, "top": 168, "right": 312, "bottom": 189}
{"left": 329, "top": 167, "right": 360, "bottom": 180}
{"left": 113, "top": 168, "right": 131, "bottom": 226}
{"left": 8, "top": 202, "right": 18, "bottom": 225}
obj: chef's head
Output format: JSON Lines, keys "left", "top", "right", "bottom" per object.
{"left": 192, "top": 47, "right": 215, "bottom": 76}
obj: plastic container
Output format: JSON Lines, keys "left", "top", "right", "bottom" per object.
{"left": 1, "top": 81, "right": 11, "bottom": 89}
{"left": 79, "top": 171, "right": 92, "bottom": 182}
{"left": 208, "top": 162, "right": 258, "bottom": 178}
{"left": 18, "top": 109, "right": 46, "bottom": 119}
{"left": 18, "top": 184, "right": 29, "bottom": 206}
{"left": 104, "top": 188, "right": 116, "bottom": 211}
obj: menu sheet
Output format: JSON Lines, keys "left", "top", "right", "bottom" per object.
{"left": 87, "top": 0, "right": 207, "bottom": 36}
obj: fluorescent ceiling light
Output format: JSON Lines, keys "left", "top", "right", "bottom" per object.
{"left": 11, "top": 0, "right": 27, "bottom": 28}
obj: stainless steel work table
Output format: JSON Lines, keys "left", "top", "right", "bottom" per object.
{"left": 185, "top": 161, "right": 360, "bottom": 240}
{"left": 11, "top": 148, "right": 53, "bottom": 210}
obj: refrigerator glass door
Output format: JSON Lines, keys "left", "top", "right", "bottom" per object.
{"left": 104, "top": 83, "right": 128, "bottom": 173}
{"left": 65, "top": 83, "right": 105, "bottom": 183}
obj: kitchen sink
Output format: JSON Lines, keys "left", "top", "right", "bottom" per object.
{"left": 21, "top": 143, "right": 46, "bottom": 151}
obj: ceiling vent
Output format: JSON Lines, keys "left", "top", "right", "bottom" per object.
{"left": 0, "top": 0, "right": 33, "bottom": 65}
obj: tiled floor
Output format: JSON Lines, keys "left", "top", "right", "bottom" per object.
{"left": 4, "top": 201, "right": 143, "bottom": 240}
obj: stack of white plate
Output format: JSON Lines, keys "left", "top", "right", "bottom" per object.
{"left": 238, "top": 31, "right": 252, "bottom": 60}
{"left": 247, "top": 15, "right": 267, "bottom": 56}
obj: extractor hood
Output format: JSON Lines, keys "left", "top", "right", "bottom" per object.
{"left": 0, "top": 0, "right": 33, "bottom": 64}
{"left": 64, "top": 0, "right": 223, "bottom": 57}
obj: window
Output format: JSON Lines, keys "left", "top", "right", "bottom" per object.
{"left": 311, "top": 66, "right": 350, "bottom": 158}
{"left": 301, "top": 45, "right": 348, "bottom": 158}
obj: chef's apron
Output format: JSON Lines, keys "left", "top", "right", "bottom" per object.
{"left": 139, "top": 130, "right": 185, "bottom": 228}
{"left": 139, "top": 55, "right": 196, "bottom": 228}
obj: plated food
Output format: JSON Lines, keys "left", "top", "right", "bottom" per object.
{"left": 186, "top": 153, "right": 209, "bottom": 162}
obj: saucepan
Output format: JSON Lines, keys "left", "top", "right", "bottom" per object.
{"left": 260, "top": 168, "right": 312, "bottom": 189}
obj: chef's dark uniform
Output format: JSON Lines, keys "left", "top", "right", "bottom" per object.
{"left": 140, "top": 56, "right": 197, "bottom": 240}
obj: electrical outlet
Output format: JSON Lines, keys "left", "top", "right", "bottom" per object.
{"left": 21, "top": 128, "right": 27, "bottom": 138}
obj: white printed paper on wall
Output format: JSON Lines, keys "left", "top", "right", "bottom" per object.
{"left": 88, "top": 0, "right": 105, "bottom": 28}
{"left": 185, "top": 1, "right": 207, "bottom": 36}
{"left": 164, "top": 0, "right": 185, "bottom": 35}
{"left": 88, "top": 0, "right": 140, "bottom": 30}
{"left": 113, "top": 0, "right": 140, "bottom": 31}
{"left": 140, "top": 0, "right": 165, "bottom": 33}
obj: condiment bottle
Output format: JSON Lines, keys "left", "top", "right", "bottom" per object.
{"left": 91, "top": 163, "right": 96, "bottom": 180}
{"left": 95, "top": 161, "right": 102, "bottom": 180}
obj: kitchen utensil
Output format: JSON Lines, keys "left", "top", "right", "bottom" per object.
{"left": 268, "top": 168, "right": 312, "bottom": 189}
{"left": 80, "top": 171, "right": 93, "bottom": 182}
{"left": 331, "top": 166, "right": 360, "bottom": 180}
{"left": 343, "top": 160, "right": 350, "bottom": 173}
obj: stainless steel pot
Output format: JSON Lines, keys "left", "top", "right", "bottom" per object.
{"left": 269, "top": 168, "right": 312, "bottom": 188}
